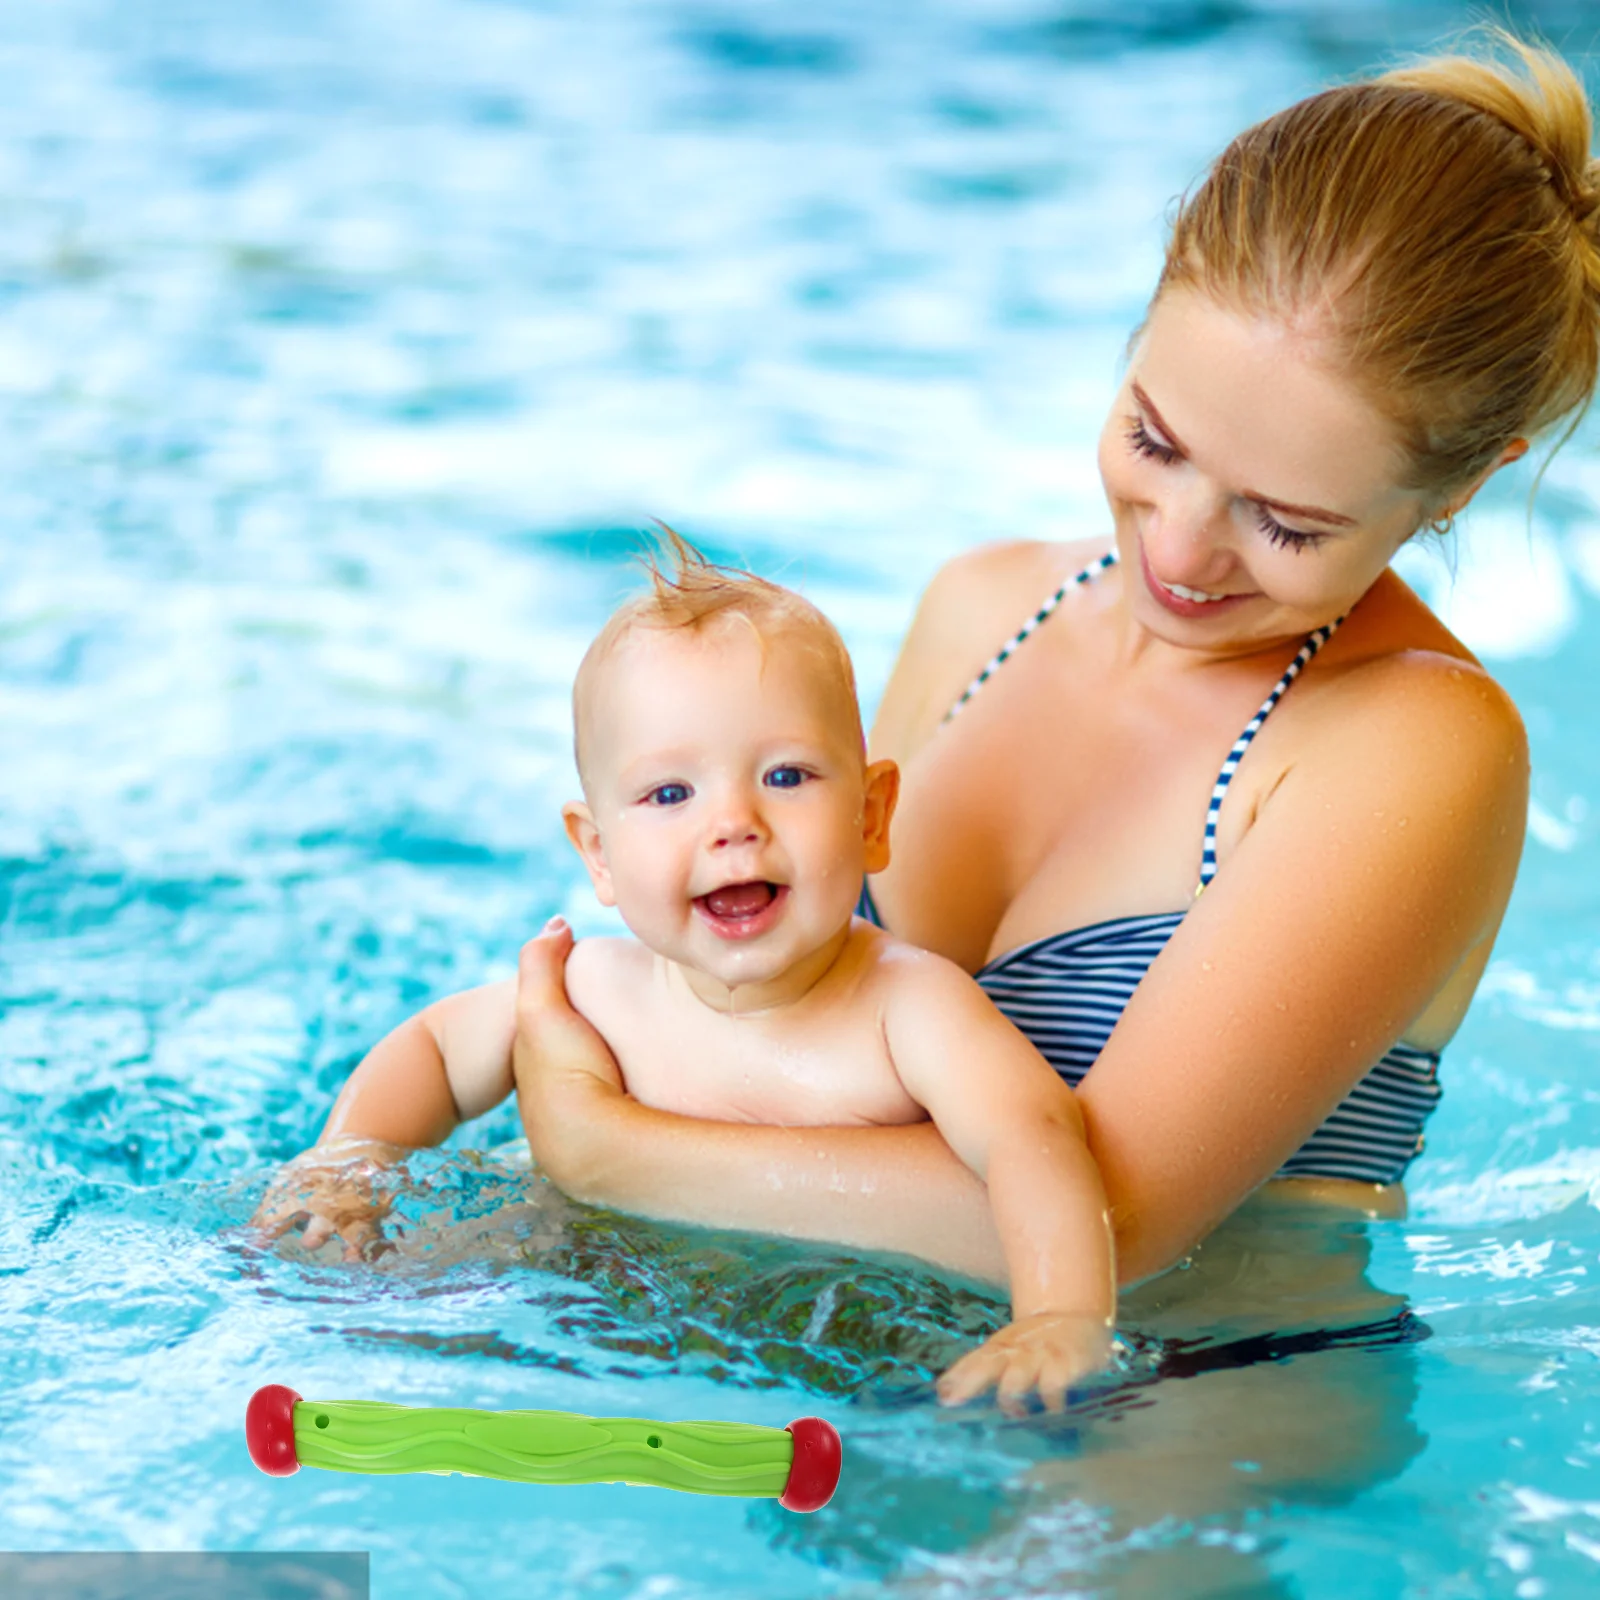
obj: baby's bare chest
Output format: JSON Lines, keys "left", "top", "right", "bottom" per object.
{"left": 605, "top": 1002, "right": 926, "bottom": 1129}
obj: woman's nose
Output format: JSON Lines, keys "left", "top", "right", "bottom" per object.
{"left": 1145, "top": 481, "right": 1234, "bottom": 584}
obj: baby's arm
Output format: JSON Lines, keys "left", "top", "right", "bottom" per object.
{"left": 333, "top": 979, "right": 520, "bottom": 1141}
{"left": 252, "top": 976, "right": 521, "bottom": 1257}
{"left": 883, "top": 953, "right": 1116, "bottom": 1411}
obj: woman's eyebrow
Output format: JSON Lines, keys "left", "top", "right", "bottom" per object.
{"left": 1132, "top": 381, "right": 1358, "bottom": 528}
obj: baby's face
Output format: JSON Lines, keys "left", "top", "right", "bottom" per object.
{"left": 565, "top": 623, "right": 894, "bottom": 1003}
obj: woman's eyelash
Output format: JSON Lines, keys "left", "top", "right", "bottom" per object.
{"left": 1127, "top": 415, "right": 1327, "bottom": 554}
{"left": 1125, "top": 416, "right": 1178, "bottom": 463}
{"left": 1255, "top": 507, "right": 1326, "bottom": 553}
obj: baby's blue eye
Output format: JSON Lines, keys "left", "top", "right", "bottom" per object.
{"left": 644, "top": 782, "right": 691, "bottom": 807}
{"left": 765, "top": 766, "right": 808, "bottom": 790}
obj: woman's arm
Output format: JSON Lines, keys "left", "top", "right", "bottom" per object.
{"left": 518, "top": 653, "right": 1526, "bottom": 1288}
{"left": 1071, "top": 653, "right": 1528, "bottom": 1277}
{"left": 512, "top": 927, "right": 1007, "bottom": 1285}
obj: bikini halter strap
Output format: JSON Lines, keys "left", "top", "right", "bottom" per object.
{"left": 943, "top": 549, "right": 1119, "bottom": 725}
{"left": 936, "top": 543, "right": 1346, "bottom": 892}
{"left": 1197, "top": 609, "right": 1346, "bottom": 892}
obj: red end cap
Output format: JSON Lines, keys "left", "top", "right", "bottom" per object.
{"left": 246, "top": 1385, "right": 303, "bottom": 1476}
{"left": 780, "top": 1417, "right": 841, "bottom": 1512}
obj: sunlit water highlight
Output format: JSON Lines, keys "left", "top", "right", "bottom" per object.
{"left": 2, "top": 3, "right": 1599, "bottom": 1596}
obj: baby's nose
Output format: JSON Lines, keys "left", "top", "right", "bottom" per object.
{"left": 709, "top": 791, "right": 767, "bottom": 849}
{"left": 712, "top": 816, "right": 764, "bottom": 848}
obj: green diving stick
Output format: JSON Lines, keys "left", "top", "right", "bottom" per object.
{"left": 246, "top": 1385, "right": 840, "bottom": 1512}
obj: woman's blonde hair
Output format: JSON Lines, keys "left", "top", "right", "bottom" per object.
{"left": 1159, "top": 30, "right": 1600, "bottom": 508}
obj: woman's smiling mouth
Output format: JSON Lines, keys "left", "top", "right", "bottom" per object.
{"left": 1137, "top": 536, "right": 1255, "bottom": 618}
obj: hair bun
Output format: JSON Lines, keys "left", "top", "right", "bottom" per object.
{"left": 1384, "top": 32, "right": 1592, "bottom": 215}
{"left": 1572, "top": 159, "right": 1600, "bottom": 228}
{"left": 1543, "top": 151, "right": 1600, "bottom": 229}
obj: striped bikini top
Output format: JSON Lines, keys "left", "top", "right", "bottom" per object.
{"left": 859, "top": 548, "right": 1442, "bottom": 1185}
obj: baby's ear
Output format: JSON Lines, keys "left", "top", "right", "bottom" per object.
{"left": 861, "top": 758, "right": 899, "bottom": 875}
{"left": 562, "top": 802, "right": 616, "bottom": 907}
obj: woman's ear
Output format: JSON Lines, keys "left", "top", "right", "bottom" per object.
{"left": 562, "top": 801, "right": 616, "bottom": 907}
{"left": 1441, "top": 437, "right": 1530, "bottom": 518}
{"left": 861, "top": 758, "right": 900, "bottom": 875}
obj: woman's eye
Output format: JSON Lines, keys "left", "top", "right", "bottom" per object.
{"left": 764, "top": 766, "right": 809, "bottom": 790}
{"left": 1125, "top": 416, "right": 1179, "bottom": 465}
{"left": 1256, "top": 506, "right": 1327, "bottom": 554}
{"left": 644, "top": 782, "right": 692, "bottom": 807}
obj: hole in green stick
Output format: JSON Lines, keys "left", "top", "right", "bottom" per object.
{"left": 647, "top": 1435, "right": 661, "bottom": 1449}
{"left": 315, "top": 1414, "right": 330, "bottom": 1429}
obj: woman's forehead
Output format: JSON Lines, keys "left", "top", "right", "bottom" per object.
{"left": 1133, "top": 291, "right": 1415, "bottom": 516}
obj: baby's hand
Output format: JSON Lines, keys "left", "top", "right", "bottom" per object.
{"left": 251, "top": 1141, "right": 402, "bottom": 1263}
{"left": 936, "top": 1310, "right": 1113, "bottom": 1415}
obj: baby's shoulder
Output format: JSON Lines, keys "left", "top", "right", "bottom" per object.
{"left": 565, "top": 936, "right": 653, "bottom": 1025}
{"left": 851, "top": 928, "right": 1019, "bottom": 1088}
{"left": 853, "top": 924, "right": 986, "bottom": 1017}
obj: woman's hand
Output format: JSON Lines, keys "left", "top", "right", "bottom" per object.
{"left": 935, "top": 1310, "right": 1114, "bottom": 1415}
{"left": 512, "top": 917, "right": 627, "bottom": 1196}
{"left": 251, "top": 1139, "right": 403, "bottom": 1262}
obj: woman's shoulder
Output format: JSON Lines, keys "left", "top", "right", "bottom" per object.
{"left": 1310, "top": 569, "right": 1527, "bottom": 759}
{"left": 871, "top": 535, "right": 1113, "bottom": 762}
{"left": 1323, "top": 646, "right": 1529, "bottom": 800}
{"left": 1270, "top": 586, "right": 1529, "bottom": 902}
{"left": 918, "top": 535, "right": 1113, "bottom": 631}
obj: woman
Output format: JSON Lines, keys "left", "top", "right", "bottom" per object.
{"left": 509, "top": 35, "right": 1596, "bottom": 1320}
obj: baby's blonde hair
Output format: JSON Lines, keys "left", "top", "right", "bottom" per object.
{"left": 1159, "top": 28, "right": 1600, "bottom": 507}
{"left": 572, "top": 526, "right": 862, "bottom": 784}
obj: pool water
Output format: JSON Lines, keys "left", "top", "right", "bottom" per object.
{"left": 2, "top": 2, "right": 1598, "bottom": 1595}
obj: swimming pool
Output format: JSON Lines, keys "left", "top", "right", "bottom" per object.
{"left": 2, "top": 1, "right": 1598, "bottom": 1594}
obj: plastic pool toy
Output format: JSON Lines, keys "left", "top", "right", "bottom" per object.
{"left": 245, "top": 1384, "right": 841, "bottom": 1512}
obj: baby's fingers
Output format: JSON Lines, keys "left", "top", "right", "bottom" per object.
{"left": 1037, "top": 1356, "right": 1076, "bottom": 1416}
{"left": 250, "top": 1187, "right": 313, "bottom": 1244}
{"left": 936, "top": 1342, "right": 1006, "bottom": 1408}
{"left": 994, "top": 1349, "right": 1049, "bottom": 1419}
{"left": 299, "top": 1213, "right": 338, "bottom": 1253}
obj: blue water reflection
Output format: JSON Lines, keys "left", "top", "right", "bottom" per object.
{"left": 2, "top": 3, "right": 1598, "bottom": 1596}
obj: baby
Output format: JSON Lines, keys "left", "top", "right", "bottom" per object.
{"left": 258, "top": 536, "right": 1115, "bottom": 1407}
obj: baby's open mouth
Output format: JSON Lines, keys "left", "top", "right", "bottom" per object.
{"left": 698, "top": 881, "right": 778, "bottom": 918}
{"left": 693, "top": 880, "right": 787, "bottom": 938}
